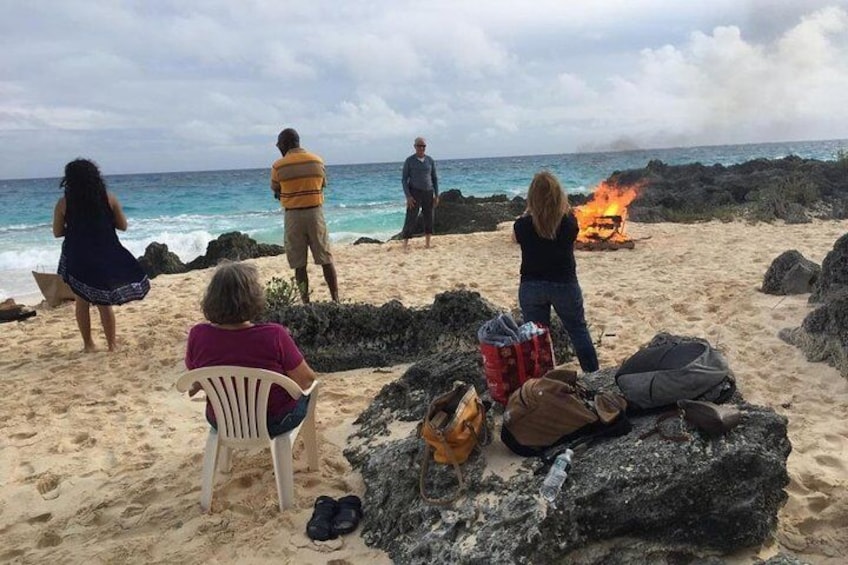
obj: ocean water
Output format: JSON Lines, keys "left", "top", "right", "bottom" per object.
{"left": 2, "top": 138, "right": 846, "bottom": 301}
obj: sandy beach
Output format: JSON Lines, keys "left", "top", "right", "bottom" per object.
{"left": 1, "top": 219, "right": 847, "bottom": 564}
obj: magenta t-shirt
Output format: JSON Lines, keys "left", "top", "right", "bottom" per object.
{"left": 185, "top": 322, "right": 305, "bottom": 426}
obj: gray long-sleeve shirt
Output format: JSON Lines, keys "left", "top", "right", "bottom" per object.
{"left": 402, "top": 154, "right": 438, "bottom": 198}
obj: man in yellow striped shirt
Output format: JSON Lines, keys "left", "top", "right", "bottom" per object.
{"left": 271, "top": 128, "right": 339, "bottom": 303}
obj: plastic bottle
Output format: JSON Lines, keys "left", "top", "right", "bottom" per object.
{"left": 539, "top": 449, "right": 574, "bottom": 507}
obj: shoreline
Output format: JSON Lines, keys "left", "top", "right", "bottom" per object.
{"left": 2, "top": 220, "right": 847, "bottom": 563}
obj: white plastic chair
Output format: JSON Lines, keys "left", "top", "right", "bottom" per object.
{"left": 176, "top": 366, "right": 319, "bottom": 512}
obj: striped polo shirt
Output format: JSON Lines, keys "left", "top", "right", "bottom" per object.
{"left": 271, "top": 147, "right": 326, "bottom": 210}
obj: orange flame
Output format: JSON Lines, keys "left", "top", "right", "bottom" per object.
{"left": 573, "top": 181, "right": 640, "bottom": 243}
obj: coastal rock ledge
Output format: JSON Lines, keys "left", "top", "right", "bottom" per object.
{"left": 345, "top": 352, "right": 791, "bottom": 564}
{"left": 780, "top": 233, "right": 848, "bottom": 378}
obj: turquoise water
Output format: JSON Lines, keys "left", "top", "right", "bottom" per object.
{"left": 2, "top": 138, "right": 846, "bottom": 300}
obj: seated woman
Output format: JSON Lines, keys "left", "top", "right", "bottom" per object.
{"left": 185, "top": 261, "right": 316, "bottom": 436}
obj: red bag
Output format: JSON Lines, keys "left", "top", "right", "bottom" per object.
{"left": 480, "top": 330, "right": 555, "bottom": 405}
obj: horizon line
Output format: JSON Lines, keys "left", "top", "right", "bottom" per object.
{"left": 2, "top": 136, "right": 846, "bottom": 183}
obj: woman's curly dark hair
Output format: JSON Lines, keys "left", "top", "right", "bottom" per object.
{"left": 60, "top": 158, "right": 111, "bottom": 226}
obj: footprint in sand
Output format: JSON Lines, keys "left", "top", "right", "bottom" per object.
{"left": 26, "top": 512, "right": 53, "bottom": 524}
{"left": 36, "top": 531, "right": 62, "bottom": 548}
{"left": 813, "top": 453, "right": 845, "bottom": 470}
{"left": 302, "top": 476, "right": 322, "bottom": 489}
{"left": 72, "top": 432, "right": 96, "bottom": 448}
{"left": 804, "top": 492, "right": 832, "bottom": 513}
{"left": 37, "top": 473, "right": 61, "bottom": 500}
{"left": 10, "top": 430, "right": 38, "bottom": 446}
{"left": 120, "top": 504, "right": 146, "bottom": 519}
{"left": 237, "top": 474, "right": 256, "bottom": 488}
{"left": 0, "top": 550, "right": 25, "bottom": 561}
{"left": 17, "top": 461, "right": 35, "bottom": 481}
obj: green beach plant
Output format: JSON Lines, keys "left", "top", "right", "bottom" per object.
{"left": 265, "top": 276, "right": 304, "bottom": 310}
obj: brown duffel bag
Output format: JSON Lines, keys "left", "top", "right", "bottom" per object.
{"left": 501, "top": 368, "right": 628, "bottom": 456}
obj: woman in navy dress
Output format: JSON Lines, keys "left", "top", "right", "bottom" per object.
{"left": 52, "top": 159, "right": 150, "bottom": 351}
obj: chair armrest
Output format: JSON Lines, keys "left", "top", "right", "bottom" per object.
{"left": 300, "top": 379, "right": 319, "bottom": 397}
{"left": 275, "top": 376, "right": 319, "bottom": 399}
{"left": 176, "top": 371, "right": 198, "bottom": 393}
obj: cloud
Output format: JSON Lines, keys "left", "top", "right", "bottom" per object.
{"left": 573, "top": 5, "right": 848, "bottom": 150}
{"left": 1, "top": 2, "right": 847, "bottom": 178}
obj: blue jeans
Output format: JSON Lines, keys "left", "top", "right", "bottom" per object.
{"left": 209, "top": 394, "right": 310, "bottom": 438}
{"left": 268, "top": 395, "right": 310, "bottom": 437}
{"left": 519, "top": 280, "right": 599, "bottom": 372}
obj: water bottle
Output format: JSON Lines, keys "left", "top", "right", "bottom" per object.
{"left": 539, "top": 449, "right": 574, "bottom": 507}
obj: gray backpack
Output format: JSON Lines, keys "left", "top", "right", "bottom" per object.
{"left": 614, "top": 334, "right": 736, "bottom": 412}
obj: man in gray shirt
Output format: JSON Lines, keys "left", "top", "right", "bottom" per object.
{"left": 401, "top": 136, "right": 439, "bottom": 249}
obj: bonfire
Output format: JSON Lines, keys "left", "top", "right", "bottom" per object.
{"left": 573, "top": 181, "right": 640, "bottom": 250}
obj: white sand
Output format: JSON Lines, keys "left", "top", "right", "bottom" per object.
{"left": 1, "top": 219, "right": 847, "bottom": 563}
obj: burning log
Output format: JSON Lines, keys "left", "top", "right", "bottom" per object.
{"left": 573, "top": 181, "right": 641, "bottom": 251}
{"left": 575, "top": 239, "right": 636, "bottom": 251}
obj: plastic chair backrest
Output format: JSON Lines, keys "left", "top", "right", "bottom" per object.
{"left": 177, "top": 366, "right": 310, "bottom": 444}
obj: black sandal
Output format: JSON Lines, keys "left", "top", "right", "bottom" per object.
{"left": 306, "top": 496, "right": 338, "bottom": 541}
{"left": 332, "top": 495, "right": 363, "bottom": 536}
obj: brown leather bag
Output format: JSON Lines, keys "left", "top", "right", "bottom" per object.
{"left": 419, "top": 384, "right": 487, "bottom": 505}
{"left": 502, "top": 368, "right": 627, "bottom": 454}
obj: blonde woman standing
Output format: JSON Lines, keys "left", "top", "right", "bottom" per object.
{"left": 513, "top": 171, "right": 599, "bottom": 372}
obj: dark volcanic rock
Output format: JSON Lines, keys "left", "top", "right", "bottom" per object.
{"left": 346, "top": 357, "right": 791, "bottom": 565}
{"left": 780, "top": 234, "right": 848, "bottom": 378}
{"left": 185, "top": 231, "right": 284, "bottom": 270}
{"left": 137, "top": 242, "right": 187, "bottom": 279}
{"left": 140, "top": 232, "right": 284, "bottom": 276}
{"left": 780, "top": 295, "right": 848, "bottom": 378}
{"left": 810, "top": 233, "right": 848, "bottom": 303}
{"left": 762, "top": 250, "right": 820, "bottom": 295}
{"left": 353, "top": 237, "right": 383, "bottom": 245}
{"left": 607, "top": 156, "right": 848, "bottom": 223}
{"left": 263, "top": 290, "right": 576, "bottom": 373}
{"left": 394, "top": 189, "right": 526, "bottom": 238}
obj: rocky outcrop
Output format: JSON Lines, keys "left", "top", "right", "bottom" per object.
{"left": 185, "top": 231, "right": 284, "bottom": 271}
{"left": 396, "top": 157, "right": 848, "bottom": 234}
{"left": 608, "top": 156, "right": 848, "bottom": 223}
{"left": 780, "top": 295, "right": 848, "bottom": 379}
{"left": 345, "top": 352, "right": 791, "bottom": 564}
{"left": 810, "top": 233, "right": 848, "bottom": 304}
{"left": 762, "top": 250, "right": 821, "bottom": 295}
{"left": 138, "top": 231, "right": 284, "bottom": 278}
{"left": 137, "top": 242, "right": 187, "bottom": 278}
{"left": 393, "top": 189, "right": 592, "bottom": 238}
{"left": 263, "top": 290, "right": 575, "bottom": 373}
{"left": 353, "top": 237, "right": 383, "bottom": 245}
{"left": 395, "top": 190, "right": 525, "bottom": 239}
{"left": 780, "top": 234, "right": 848, "bottom": 378}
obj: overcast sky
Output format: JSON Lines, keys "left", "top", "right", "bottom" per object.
{"left": 2, "top": 0, "right": 847, "bottom": 179}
